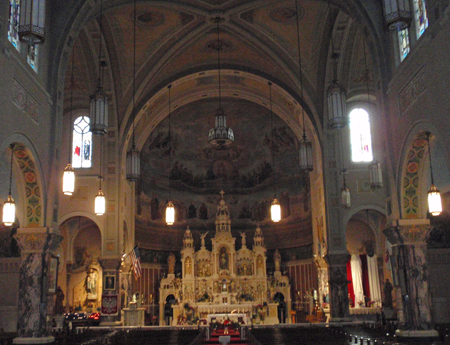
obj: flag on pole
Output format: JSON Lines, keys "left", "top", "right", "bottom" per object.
{"left": 130, "top": 246, "right": 142, "bottom": 279}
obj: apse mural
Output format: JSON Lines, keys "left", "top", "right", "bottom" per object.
{"left": 136, "top": 98, "right": 312, "bottom": 250}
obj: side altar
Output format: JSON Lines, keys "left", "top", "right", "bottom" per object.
{"left": 159, "top": 193, "right": 291, "bottom": 325}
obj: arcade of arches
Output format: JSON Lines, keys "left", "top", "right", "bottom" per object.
{"left": 1, "top": 0, "right": 450, "bottom": 343}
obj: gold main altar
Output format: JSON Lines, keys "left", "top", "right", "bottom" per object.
{"left": 159, "top": 193, "right": 291, "bottom": 325}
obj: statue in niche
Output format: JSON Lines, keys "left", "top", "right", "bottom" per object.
{"left": 84, "top": 267, "right": 98, "bottom": 299}
{"left": 219, "top": 247, "right": 229, "bottom": 270}
{"left": 274, "top": 249, "right": 281, "bottom": 272}
{"left": 168, "top": 253, "right": 176, "bottom": 274}
{"left": 200, "top": 232, "right": 209, "bottom": 247}
{"left": 185, "top": 257, "right": 192, "bottom": 275}
{"left": 257, "top": 255, "right": 264, "bottom": 276}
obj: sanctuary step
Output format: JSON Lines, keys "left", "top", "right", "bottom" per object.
{"left": 203, "top": 328, "right": 249, "bottom": 345}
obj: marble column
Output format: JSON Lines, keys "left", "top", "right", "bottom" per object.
{"left": 14, "top": 227, "right": 63, "bottom": 345}
{"left": 383, "top": 219, "right": 438, "bottom": 338}
{"left": 325, "top": 253, "right": 351, "bottom": 321}
{"left": 99, "top": 257, "right": 122, "bottom": 326}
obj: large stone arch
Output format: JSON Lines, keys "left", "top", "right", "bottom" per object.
{"left": 0, "top": 135, "right": 46, "bottom": 228}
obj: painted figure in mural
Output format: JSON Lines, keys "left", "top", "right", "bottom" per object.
{"left": 150, "top": 195, "right": 161, "bottom": 220}
{"left": 219, "top": 247, "right": 228, "bottom": 270}
{"left": 188, "top": 202, "right": 197, "bottom": 219}
{"left": 199, "top": 203, "right": 208, "bottom": 220}
{"left": 200, "top": 232, "right": 209, "bottom": 247}
{"left": 168, "top": 253, "right": 176, "bottom": 274}
{"left": 54, "top": 286, "right": 65, "bottom": 314}
{"left": 383, "top": 278, "right": 393, "bottom": 308}
{"left": 274, "top": 249, "right": 281, "bottom": 272}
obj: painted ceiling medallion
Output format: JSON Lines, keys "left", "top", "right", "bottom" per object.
{"left": 270, "top": 7, "right": 303, "bottom": 23}
{"left": 206, "top": 39, "right": 233, "bottom": 52}
{"left": 134, "top": 11, "right": 165, "bottom": 26}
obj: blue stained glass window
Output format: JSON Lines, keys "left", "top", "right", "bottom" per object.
{"left": 413, "top": 0, "right": 428, "bottom": 38}
{"left": 398, "top": 29, "right": 410, "bottom": 61}
{"left": 8, "top": 0, "right": 20, "bottom": 50}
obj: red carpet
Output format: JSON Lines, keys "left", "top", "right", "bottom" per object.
{"left": 203, "top": 328, "right": 249, "bottom": 345}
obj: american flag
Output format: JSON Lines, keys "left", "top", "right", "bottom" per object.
{"left": 130, "top": 246, "right": 142, "bottom": 279}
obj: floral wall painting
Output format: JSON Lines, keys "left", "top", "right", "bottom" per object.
{"left": 136, "top": 98, "right": 312, "bottom": 250}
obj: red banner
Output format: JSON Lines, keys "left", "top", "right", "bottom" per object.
{"left": 101, "top": 295, "right": 118, "bottom": 315}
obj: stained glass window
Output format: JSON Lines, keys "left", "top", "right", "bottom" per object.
{"left": 8, "top": 0, "right": 20, "bottom": 51}
{"left": 413, "top": 0, "right": 428, "bottom": 38}
{"left": 398, "top": 29, "right": 410, "bottom": 61}
{"left": 73, "top": 116, "right": 92, "bottom": 168}
{"left": 349, "top": 108, "right": 373, "bottom": 162}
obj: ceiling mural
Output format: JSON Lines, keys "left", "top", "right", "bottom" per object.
{"left": 136, "top": 98, "right": 312, "bottom": 250}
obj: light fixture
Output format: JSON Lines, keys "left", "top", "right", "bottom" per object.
{"left": 90, "top": 0, "right": 108, "bottom": 135}
{"left": 295, "top": 0, "right": 313, "bottom": 172}
{"left": 63, "top": 47, "right": 76, "bottom": 196}
{"left": 126, "top": 0, "right": 140, "bottom": 182}
{"left": 363, "top": 40, "right": 384, "bottom": 189}
{"left": 326, "top": 0, "right": 346, "bottom": 130}
{"left": 3, "top": 144, "right": 16, "bottom": 226}
{"left": 18, "top": 0, "right": 45, "bottom": 44}
{"left": 341, "top": 170, "right": 351, "bottom": 209}
{"left": 268, "top": 82, "right": 282, "bottom": 223}
{"left": 426, "top": 132, "right": 442, "bottom": 216}
{"left": 95, "top": 136, "right": 106, "bottom": 216}
{"left": 208, "top": 16, "right": 234, "bottom": 147}
{"left": 382, "top": 0, "right": 412, "bottom": 31}
{"left": 166, "top": 85, "right": 175, "bottom": 226}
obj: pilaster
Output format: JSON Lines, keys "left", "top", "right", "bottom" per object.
{"left": 324, "top": 252, "right": 351, "bottom": 321}
{"left": 383, "top": 219, "right": 438, "bottom": 338}
{"left": 99, "top": 257, "right": 122, "bottom": 325}
{"left": 13, "top": 227, "right": 62, "bottom": 344}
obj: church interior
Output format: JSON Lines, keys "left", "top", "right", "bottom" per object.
{"left": 1, "top": 0, "right": 450, "bottom": 344}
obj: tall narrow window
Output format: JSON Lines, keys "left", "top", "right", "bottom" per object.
{"left": 349, "top": 108, "right": 373, "bottom": 162}
{"left": 398, "top": 29, "right": 410, "bottom": 61}
{"left": 8, "top": 0, "right": 20, "bottom": 50}
{"left": 413, "top": 0, "right": 428, "bottom": 38}
{"left": 73, "top": 116, "right": 92, "bottom": 168}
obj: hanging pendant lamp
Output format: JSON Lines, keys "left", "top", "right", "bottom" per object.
{"left": 295, "top": 0, "right": 313, "bottom": 172}
{"left": 3, "top": 144, "right": 16, "bottom": 226}
{"left": 426, "top": 132, "right": 442, "bottom": 216}
{"left": 341, "top": 171, "right": 351, "bottom": 209}
{"left": 95, "top": 136, "right": 106, "bottom": 215}
{"left": 90, "top": 0, "right": 108, "bottom": 135}
{"left": 63, "top": 47, "right": 76, "bottom": 195}
{"left": 166, "top": 85, "right": 175, "bottom": 225}
{"left": 267, "top": 82, "right": 282, "bottom": 222}
{"left": 208, "top": 16, "right": 234, "bottom": 147}
{"left": 126, "top": 0, "right": 140, "bottom": 182}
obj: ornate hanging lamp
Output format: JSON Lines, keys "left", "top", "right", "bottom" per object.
{"left": 90, "top": 0, "right": 108, "bottom": 135}
{"left": 295, "top": 0, "right": 313, "bottom": 172}
{"left": 126, "top": 0, "right": 140, "bottom": 182}
{"left": 63, "top": 48, "right": 76, "bottom": 195}
{"left": 18, "top": 0, "right": 45, "bottom": 44}
{"left": 166, "top": 85, "right": 175, "bottom": 226}
{"left": 383, "top": 0, "right": 412, "bottom": 31}
{"left": 341, "top": 170, "right": 351, "bottom": 209}
{"left": 268, "top": 82, "right": 281, "bottom": 222}
{"left": 95, "top": 136, "right": 106, "bottom": 215}
{"left": 3, "top": 144, "right": 16, "bottom": 226}
{"left": 426, "top": 132, "right": 442, "bottom": 216}
{"left": 326, "top": 0, "right": 347, "bottom": 130}
{"left": 208, "top": 16, "right": 234, "bottom": 147}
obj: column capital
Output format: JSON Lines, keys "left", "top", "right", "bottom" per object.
{"left": 383, "top": 219, "right": 430, "bottom": 246}
{"left": 15, "top": 227, "right": 62, "bottom": 254}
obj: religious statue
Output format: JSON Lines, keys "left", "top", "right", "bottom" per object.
{"left": 168, "top": 253, "right": 176, "bottom": 274}
{"left": 200, "top": 231, "right": 209, "bottom": 248}
{"left": 54, "top": 286, "right": 65, "bottom": 314}
{"left": 383, "top": 278, "right": 393, "bottom": 308}
{"left": 185, "top": 257, "right": 192, "bottom": 275}
{"left": 219, "top": 247, "right": 228, "bottom": 270}
{"left": 274, "top": 249, "right": 281, "bottom": 272}
{"left": 240, "top": 231, "right": 247, "bottom": 248}
{"left": 84, "top": 267, "right": 98, "bottom": 299}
